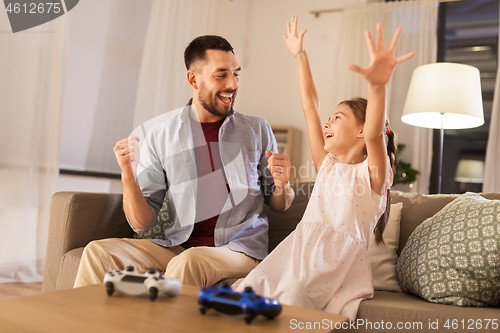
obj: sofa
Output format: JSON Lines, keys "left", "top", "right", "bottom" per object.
{"left": 42, "top": 184, "right": 500, "bottom": 332}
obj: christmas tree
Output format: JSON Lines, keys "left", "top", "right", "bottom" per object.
{"left": 393, "top": 144, "right": 419, "bottom": 185}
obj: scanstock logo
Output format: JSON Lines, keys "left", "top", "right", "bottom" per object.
{"left": 3, "top": 0, "right": 79, "bottom": 33}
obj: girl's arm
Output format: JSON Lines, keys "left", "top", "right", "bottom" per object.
{"left": 284, "top": 16, "right": 328, "bottom": 173}
{"left": 348, "top": 24, "right": 414, "bottom": 195}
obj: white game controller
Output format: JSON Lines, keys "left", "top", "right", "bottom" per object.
{"left": 103, "top": 266, "right": 182, "bottom": 301}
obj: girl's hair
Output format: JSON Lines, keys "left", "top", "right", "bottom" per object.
{"left": 339, "top": 97, "right": 397, "bottom": 245}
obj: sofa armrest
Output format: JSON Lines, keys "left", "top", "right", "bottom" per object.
{"left": 42, "top": 192, "right": 133, "bottom": 292}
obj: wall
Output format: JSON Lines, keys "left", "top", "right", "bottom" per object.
{"left": 58, "top": 0, "right": 368, "bottom": 192}
{"left": 234, "top": 0, "right": 368, "bottom": 182}
{"left": 56, "top": 174, "right": 122, "bottom": 193}
{"left": 59, "top": 0, "right": 152, "bottom": 175}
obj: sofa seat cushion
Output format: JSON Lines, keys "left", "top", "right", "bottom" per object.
{"left": 357, "top": 291, "right": 500, "bottom": 333}
{"left": 56, "top": 247, "right": 84, "bottom": 290}
{"left": 397, "top": 192, "right": 500, "bottom": 307}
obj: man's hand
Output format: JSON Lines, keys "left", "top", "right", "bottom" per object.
{"left": 113, "top": 136, "right": 153, "bottom": 230}
{"left": 266, "top": 150, "right": 291, "bottom": 189}
{"left": 113, "top": 136, "right": 140, "bottom": 180}
{"left": 283, "top": 16, "right": 307, "bottom": 57}
{"left": 266, "top": 150, "right": 294, "bottom": 212}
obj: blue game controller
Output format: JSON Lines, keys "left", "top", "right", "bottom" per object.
{"left": 197, "top": 282, "right": 282, "bottom": 324}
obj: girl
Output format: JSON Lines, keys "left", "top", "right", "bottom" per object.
{"left": 234, "top": 17, "right": 414, "bottom": 320}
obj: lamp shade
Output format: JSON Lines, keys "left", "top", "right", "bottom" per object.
{"left": 401, "top": 63, "right": 484, "bottom": 129}
{"left": 455, "top": 159, "right": 484, "bottom": 183}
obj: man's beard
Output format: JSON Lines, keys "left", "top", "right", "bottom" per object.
{"left": 199, "top": 85, "right": 236, "bottom": 118}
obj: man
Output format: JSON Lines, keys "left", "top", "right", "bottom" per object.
{"left": 73, "top": 35, "right": 295, "bottom": 288}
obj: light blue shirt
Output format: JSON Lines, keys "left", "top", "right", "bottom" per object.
{"left": 128, "top": 100, "right": 277, "bottom": 260}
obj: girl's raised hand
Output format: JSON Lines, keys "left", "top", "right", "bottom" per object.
{"left": 347, "top": 23, "right": 415, "bottom": 86}
{"left": 283, "top": 16, "right": 307, "bottom": 57}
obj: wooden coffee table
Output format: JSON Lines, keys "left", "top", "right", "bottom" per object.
{"left": 0, "top": 284, "right": 349, "bottom": 332}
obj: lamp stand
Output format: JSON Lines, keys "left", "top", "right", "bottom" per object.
{"left": 438, "top": 112, "right": 444, "bottom": 194}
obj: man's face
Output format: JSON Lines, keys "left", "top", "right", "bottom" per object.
{"left": 194, "top": 49, "right": 241, "bottom": 118}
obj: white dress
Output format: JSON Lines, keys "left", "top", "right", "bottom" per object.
{"left": 234, "top": 154, "right": 392, "bottom": 320}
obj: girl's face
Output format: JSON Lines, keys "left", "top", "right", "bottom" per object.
{"left": 323, "top": 103, "right": 365, "bottom": 158}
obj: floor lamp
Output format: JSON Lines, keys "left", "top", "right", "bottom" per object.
{"left": 401, "top": 63, "right": 484, "bottom": 194}
{"left": 455, "top": 159, "right": 484, "bottom": 193}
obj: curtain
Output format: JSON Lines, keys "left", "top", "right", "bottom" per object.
{"left": 483, "top": 11, "right": 500, "bottom": 192}
{"left": 133, "top": 0, "right": 245, "bottom": 128}
{"left": 59, "top": 0, "right": 152, "bottom": 175}
{"left": 0, "top": 17, "right": 67, "bottom": 281}
{"left": 335, "top": 0, "right": 438, "bottom": 194}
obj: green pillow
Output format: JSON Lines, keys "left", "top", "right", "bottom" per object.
{"left": 133, "top": 194, "right": 173, "bottom": 241}
{"left": 396, "top": 192, "right": 500, "bottom": 307}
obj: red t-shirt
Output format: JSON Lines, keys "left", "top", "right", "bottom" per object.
{"left": 182, "top": 117, "right": 229, "bottom": 249}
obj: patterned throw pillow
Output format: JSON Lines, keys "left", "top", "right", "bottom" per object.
{"left": 133, "top": 194, "right": 173, "bottom": 241}
{"left": 396, "top": 192, "right": 500, "bottom": 306}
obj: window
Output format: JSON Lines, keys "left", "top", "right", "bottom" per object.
{"left": 430, "top": 0, "right": 499, "bottom": 193}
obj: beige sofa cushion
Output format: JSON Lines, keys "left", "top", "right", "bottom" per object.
{"left": 390, "top": 191, "right": 462, "bottom": 255}
{"left": 56, "top": 247, "right": 84, "bottom": 290}
{"left": 43, "top": 192, "right": 131, "bottom": 293}
{"left": 367, "top": 203, "right": 403, "bottom": 292}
